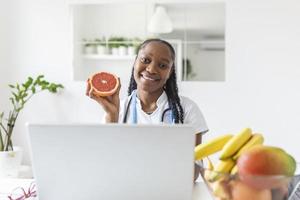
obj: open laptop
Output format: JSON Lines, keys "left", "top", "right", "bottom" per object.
{"left": 27, "top": 123, "right": 195, "bottom": 200}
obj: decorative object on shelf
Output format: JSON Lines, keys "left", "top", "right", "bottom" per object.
{"left": 147, "top": 6, "right": 173, "bottom": 34}
{"left": 82, "top": 39, "right": 96, "bottom": 54}
{"left": 130, "top": 37, "right": 142, "bottom": 56}
{"left": 83, "top": 36, "right": 142, "bottom": 57}
{"left": 127, "top": 41, "right": 135, "bottom": 56}
{"left": 117, "top": 37, "right": 127, "bottom": 56}
{"left": 108, "top": 36, "right": 121, "bottom": 55}
{"left": 0, "top": 75, "right": 63, "bottom": 178}
{"left": 95, "top": 37, "right": 107, "bottom": 55}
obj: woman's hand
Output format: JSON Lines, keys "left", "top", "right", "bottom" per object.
{"left": 86, "top": 78, "right": 121, "bottom": 123}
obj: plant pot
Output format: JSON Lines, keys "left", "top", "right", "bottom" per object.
{"left": 127, "top": 46, "right": 135, "bottom": 56}
{"left": 96, "top": 45, "right": 106, "bottom": 55}
{"left": 111, "top": 47, "right": 119, "bottom": 55}
{"left": 84, "top": 45, "right": 96, "bottom": 55}
{"left": 0, "top": 147, "right": 23, "bottom": 178}
{"left": 118, "top": 46, "right": 127, "bottom": 56}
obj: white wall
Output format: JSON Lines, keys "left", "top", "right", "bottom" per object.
{"left": 1, "top": 0, "right": 300, "bottom": 166}
{"left": 180, "top": 0, "right": 300, "bottom": 162}
{"left": 0, "top": 1, "right": 15, "bottom": 112}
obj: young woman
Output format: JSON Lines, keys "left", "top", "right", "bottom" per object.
{"left": 86, "top": 38, "right": 208, "bottom": 181}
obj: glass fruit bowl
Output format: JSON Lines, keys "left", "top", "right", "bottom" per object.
{"left": 196, "top": 161, "right": 300, "bottom": 200}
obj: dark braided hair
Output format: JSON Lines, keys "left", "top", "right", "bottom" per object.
{"left": 127, "top": 38, "right": 184, "bottom": 123}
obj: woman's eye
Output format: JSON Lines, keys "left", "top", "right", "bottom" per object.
{"left": 159, "top": 63, "right": 168, "bottom": 69}
{"left": 140, "top": 57, "right": 150, "bottom": 64}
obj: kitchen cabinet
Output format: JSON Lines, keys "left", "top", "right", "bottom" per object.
{"left": 70, "top": 1, "right": 225, "bottom": 82}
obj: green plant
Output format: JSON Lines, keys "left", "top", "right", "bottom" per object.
{"left": 117, "top": 37, "right": 127, "bottom": 47}
{"left": 108, "top": 36, "right": 121, "bottom": 49}
{"left": 132, "top": 37, "right": 142, "bottom": 54}
{"left": 0, "top": 75, "right": 64, "bottom": 151}
{"left": 95, "top": 37, "right": 106, "bottom": 46}
{"left": 82, "top": 39, "right": 96, "bottom": 47}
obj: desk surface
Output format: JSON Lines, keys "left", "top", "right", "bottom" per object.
{"left": 0, "top": 179, "right": 212, "bottom": 200}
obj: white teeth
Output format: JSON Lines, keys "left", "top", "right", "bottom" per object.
{"left": 143, "top": 76, "right": 156, "bottom": 81}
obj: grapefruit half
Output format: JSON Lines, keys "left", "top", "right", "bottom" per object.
{"left": 89, "top": 72, "right": 119, "bottom": 97}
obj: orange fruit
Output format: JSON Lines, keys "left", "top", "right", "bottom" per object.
{"left": 89, "top": 72, "right": 119, "bottom": 97}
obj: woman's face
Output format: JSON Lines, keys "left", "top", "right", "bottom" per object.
{"left": 133, "top": 41, "right": 174, "bottom": 93}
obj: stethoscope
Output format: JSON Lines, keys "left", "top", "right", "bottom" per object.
{"left": 122, "top": 90, "right": 174, "bottom": 124}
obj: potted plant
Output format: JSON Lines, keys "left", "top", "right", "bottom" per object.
{"left": 132, "top": 37, "right": 142, "bottom": 55}
{"left": 127, "top": 39, "right": 135, "bottom": 56}
{"left": 117, "top": 37, "right": 127, "bottom": 56}
{"left": 82, "top": 39, "right": 96, "bottom": 55}
{"left": 0, "top": 75, "right": 63, "bottom": 178}
{"left": 95, "top": 37, "right": 107, "bottom": 55}
{"left": 108, "top": 36, "right": 123, "bottom": 55}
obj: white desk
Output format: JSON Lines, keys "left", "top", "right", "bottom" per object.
{"left": 0, "top": 179, "right": 212, "bottom": 200}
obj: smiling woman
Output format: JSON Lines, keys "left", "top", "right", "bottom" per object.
{"left": 86, "top": 38, "right": 209, "bottom": 181}
{"left": 133, "top": 40, "right": 174, "bottom": 97}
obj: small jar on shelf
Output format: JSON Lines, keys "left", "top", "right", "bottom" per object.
{"left": 95, "top": 38, "right": 107, "bottom": 55}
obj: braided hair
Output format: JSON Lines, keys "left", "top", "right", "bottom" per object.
{"left": 127, "top": 38, "right": 184, "bottom": 123}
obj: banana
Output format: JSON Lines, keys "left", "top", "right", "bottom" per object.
{"left": 215, "top": 158, "right": 235, "bottom": 173}
{"left": 207, "top": 157, "right": 214, "bottom": 170}
{"left": 194, "top": 134, "right": 233, "bottom": 160}
{"left": 232, "top": 133, "right": 264, "bottom": 160}
{"left": 208, "top": 159, "right": 235, "bottom": 181}
{"left": 219, "top": 128, "right": 252, "bottom": 160}
{"left": 204, "top": 157, "right": 215, "bottom": 181}
{"left": 230, "top": 165, "right": 238, "bottom": 175}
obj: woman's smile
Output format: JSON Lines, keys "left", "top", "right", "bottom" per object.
{"left": 140, "top": 72, "right": 160, "bottom": 82}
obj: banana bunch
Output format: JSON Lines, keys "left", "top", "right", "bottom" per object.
{"left": 195, "top": 128, "right": 264, "bottom": 177}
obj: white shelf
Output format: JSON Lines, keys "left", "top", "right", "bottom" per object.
{"left": 83, "top": 54, "right": 136, "bottom": 60}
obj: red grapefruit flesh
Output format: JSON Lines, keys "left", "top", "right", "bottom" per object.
{"left": 89, "top": 72, "right": 119, "bottom": 97}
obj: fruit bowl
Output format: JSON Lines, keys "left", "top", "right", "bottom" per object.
{"left": 196, "top": 161, "right": 300, "bottom": 200}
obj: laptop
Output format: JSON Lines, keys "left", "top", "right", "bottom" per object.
{"left": 27, "top": 123, "right": 195, "bottom": 200}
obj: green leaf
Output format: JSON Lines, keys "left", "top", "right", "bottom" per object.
{"left": 12, "top": 92, "right": 19, "bottom": 102}
{"left": 22, "top": 92, "right": 28, "bottom": 98}
{"left": 31, "top": 87, "right": 36, "bottom": 94}
{"left": 37, "top": 75, "right": 44, "bottom": 79}
{"left": 57, "top": 84, "right": 64, "bottom": 89}
{"left": 40, "top": 81, "right": 49, "bottom": 86}
{"left": 8, "top": 84, "right": 15, "bottom": 88}
{"left": 24, "top": 77, "right": 33, "bottom": 89}
{"left": 50, "top": 87, "right": 57, "bottom": 93}
{"left": 9, "top": 97, "right": 15, "bottom": 105}
{"left": 33, "top": 75, "right": 44, "bottom": 85}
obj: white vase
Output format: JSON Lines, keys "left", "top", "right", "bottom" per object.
{"left": 127, "top": 46, "right": 135, "bottom": 56}
{"left": 111, "top": 47, "right": 119, "bottom": 55}
{"left": 84, "top": 45, "right": 96, "bottom": 54}
{"left": 118, "top": 46, "right": 127, "bottom": 56}
{"left": 96, "top": 45, "right": 106, "bottom": 55}
{"left": 0, "top": 147, "right": 23, "bottom": 178}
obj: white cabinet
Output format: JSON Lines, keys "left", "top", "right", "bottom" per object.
{"left": 71, "top": 2, "right": 225, "bottom": 82}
